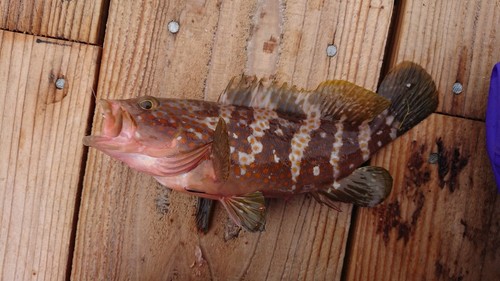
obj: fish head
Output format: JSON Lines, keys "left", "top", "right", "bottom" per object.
{"left": 83, "top": 96, "right": 213, "bottom": 164}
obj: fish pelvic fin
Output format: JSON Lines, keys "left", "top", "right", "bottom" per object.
{"left": 378, "top": 61, "right": 438, "bottom": 135}
{"left": 219, "top": 75, "right": 390, "bottom": 124}
{"left": 312, "top": 166, "right": 393, "bottom": 208}
{"left": 220, "top": 191, "right": 266, "bottom": 232}
{"left": 212, "top": 117, "right": 231, "bottom": 182}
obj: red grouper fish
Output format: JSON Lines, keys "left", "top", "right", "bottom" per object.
{"left": 83, "top": 62, "right": 438, "bottom": 231}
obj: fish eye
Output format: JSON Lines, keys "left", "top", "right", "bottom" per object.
{"left": 138, "top": 97, "right": 158, "bottom": 110}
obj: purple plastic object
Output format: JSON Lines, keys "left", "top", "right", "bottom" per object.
{"left": 486, "top": 62, "right": 500, "bottom": 192}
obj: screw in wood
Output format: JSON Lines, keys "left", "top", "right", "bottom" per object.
{"left": 168, "top": 21, "right": 180, "bottom": 34}
{"left": 452, "top": 82, "right": 463, "bottom": 95}
{"left": 428, "top": 153, "right": 439, "bottom": 164}
{"left": 55, "top": 78, "right": 65, "bottom": 89}
{"left": 326, "top": 44, "right": 337, "bottom": 57}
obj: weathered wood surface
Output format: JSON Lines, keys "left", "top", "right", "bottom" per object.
{"left": 0, "top": 0, "right": 106, "bottom": 44}
{"left": 346, "top": 114, "right": 500, "bottom": 281}
{"left": 386, "top": 0, "right": 500, "bottom": 120}
{"left": 71, "top": 0, "right": 394, "bottom": 280}
{"left": 0, "top": 0, "right": 499, "bottom": 280}
{"left": 0, "top": 30, "right": 98, "bottom": 281}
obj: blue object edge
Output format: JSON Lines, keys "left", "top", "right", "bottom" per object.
{"left": 486, "top": 62, "right": 500, "bottom": 192}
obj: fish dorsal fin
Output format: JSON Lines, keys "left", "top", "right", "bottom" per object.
{"left": 219, "top": 191, "right": 266, "bottom": 232}
{"left": 212, "top": 118, "right": 230, "bottom": 182}
{"left": 219, "top": 76, "right": 390, "bottom": 123}
{"left": 312, "top": 166, "right": 393, "bottom": 207}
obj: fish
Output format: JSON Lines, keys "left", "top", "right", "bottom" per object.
{"left": 83, "top": 62, "right": 438, "bottom": 232}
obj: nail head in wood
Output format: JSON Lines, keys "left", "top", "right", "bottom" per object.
{"left": 452, "top": 82, "right": 463, "bottom": 95}
{"left": 168, "top": 21, "right": 180, "bottom": 34}
{"left": 326, "top": 44, "right": 337, "bottom": 57}
{"left": 428, "top": 153, "right": 439, "bottom": 164}
{"left": 55, "top": 78, "right": 65, "bottom": 89}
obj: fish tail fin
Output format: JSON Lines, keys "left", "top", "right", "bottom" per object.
{"left": 378, "top": 62, "right": 438, "bottom": 136}
{"left": 312, "top": 166, "right": 393, "bottom": 208}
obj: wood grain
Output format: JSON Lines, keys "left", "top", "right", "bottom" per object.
{"left": 0, "top": 30, "right": 99, "bottom": 281}
{"left": 345, "top": 114, "right": 500, "bottom": 281}
{"left": 72, "top": 0, "right": 394, "bottom": 280}
{"left": 0, "top": 0, "right": 106, "bottom": 44}
{"left": 386, "top": 0, "right": 500, "bottom": 120}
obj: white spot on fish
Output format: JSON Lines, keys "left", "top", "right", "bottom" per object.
{"left": 232, "top": 133, "right": 238, "bottom": 139}
{"left": 333, "top": 181, "right": 341, "bottom": 190}
{"left": 241, "top": 168, "right": 246, "bottom": 176}
{"left": 358, "top": 120, "right": 371, "bottom": 161}
{"left": 289, "top": 106, "right": 321, "bottom": 182}
{"left": 195, "top": 117, "right": 219, "bottom": 131}
{"left": 187, "top": 128, "right": 203, "bottom": 139}
{"left": 230, "top": 146, "right": 235, "bottom": 153}
{"left": 377, "top": 141, "right": 382, "bottom": 147}
{"left": 330, "top": 116, "right": 345, "bottom": 178}
{"left": 349, "top": 163, "right": 355, "bottom": 169}
{"left": 176, "top": 136, "right": 182, "bottom": 141}
{"left": 390, "top": 127, "right": 398, "bottom": 139}
{"left": 313, "top": 166, "right": 320, "bottom": 176}
{"left": 135, "top": 131, "right": 142, "bottom": 138}
{"left": 275, "top": 128, "right": 284, "bottom": 136}
{"left": 376, "top": 130, "right": 383, "bottom": 136}
{"left": 273, "top": 150, "right": 280, "bottom": 163}
{"left": 385, "top": 115, "right": 395, "bottom": 126}
{"left": 320, "top": 132, "right": 327, "bottom": 138}
{"left": 238, "top": 152, "right": 255, "bottom": 166}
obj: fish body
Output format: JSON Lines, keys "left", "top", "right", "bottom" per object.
{"left": 84, "top": 62, "right": 438, "bottom": 231}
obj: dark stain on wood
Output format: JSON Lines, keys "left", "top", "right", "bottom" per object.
{"left": 406, "top": 141, "right": 431, "bottom": 188}
{"left": 436, "top": 138, "right": 469, "bottom": 192}
{"left": 263, "top": 36, "right": 277, "bottom": 53}
{"left": 224, "top": 218, "right": 241, "bottom": 241}
{"left": 155, "top": 185, "right": 171, "bottom": 216}
{"left": 435, "top": 260, "right": 465, "bottom": 281}
{"left": 376, "top": 141, "right": 429, "bottom": 244}
{"left": 456, "top": 46, "right": 468, "bottom": 84}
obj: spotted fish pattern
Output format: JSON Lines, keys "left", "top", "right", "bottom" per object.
{"left": 83, "top": 62, "right": 438, "bottom": 231}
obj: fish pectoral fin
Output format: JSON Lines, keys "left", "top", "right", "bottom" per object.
{"left": 212, "top": 117, "right": 231, "bottom": 182}
{"left": 313, "top": 166, "right": 393, "bottom": 208}
{"left": 220, "top": 191, "right": 266, "bottom": 232}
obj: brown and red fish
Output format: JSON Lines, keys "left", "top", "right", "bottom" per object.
{"left": 83, "top": 62, "right": 438, "bottom": 231}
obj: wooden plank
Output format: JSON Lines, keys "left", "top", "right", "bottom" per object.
{"left": 72, "top": 0, "right": 394, "bottom": 280}
{"left": 386, "top": 0, "right": 500, "bottom": 120}
{"left": 345, "top": 114, "right": 500, "bottom": 280}
{"left": 0, "top": 30, "right": 99, "bottom": 281}
{"left": 0, "top": 0, "right": 105, "bottom": 44}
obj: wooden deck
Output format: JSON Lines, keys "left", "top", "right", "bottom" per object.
{"left": 1, "top": 0, "right": 499, "bottom": 280}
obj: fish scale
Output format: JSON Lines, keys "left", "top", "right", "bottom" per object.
{"left": 83, "top": 62, "right": 438, "bottom": 232}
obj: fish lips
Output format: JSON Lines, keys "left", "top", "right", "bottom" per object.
{"left": 83, "top": 99, "right": 137, "bottom": 149}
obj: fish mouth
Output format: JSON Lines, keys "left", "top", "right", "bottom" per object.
{"left": 83, "top": 99, "right": 137, "bottom": 149}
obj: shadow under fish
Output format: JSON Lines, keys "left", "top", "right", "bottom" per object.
{"left": 83, "top": 62, "right": 438, "bottom": 232}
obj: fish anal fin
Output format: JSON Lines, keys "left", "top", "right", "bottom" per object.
{"left": 220, "top": 191, "right": 266, "bottom": 232}
{"left": 314, "top": 166, "right": 393, "bottom": 208}
{"left": 212, "top": 118, "right": 230, "bottom": 182}
{"left": 219, "top": 76, "right": 390, "bottom": 123}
